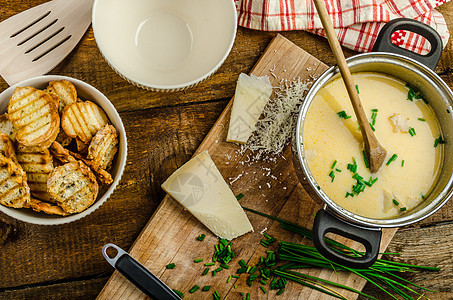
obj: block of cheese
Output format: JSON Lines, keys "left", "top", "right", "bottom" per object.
{"left": 161, "top": 150, "right": 253, "bottom": 240}
{"left": 227, "top": 73, "right": 273, "bottom": 144}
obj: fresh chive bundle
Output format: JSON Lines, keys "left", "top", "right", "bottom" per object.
{"left": 242, "top": 206, "right": 440, "bottom": 300}
{"left": 337, "top": 110, "right": 352, "bottom": 119}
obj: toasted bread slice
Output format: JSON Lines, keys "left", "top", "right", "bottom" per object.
{"left": 0, "top": 113, "right": 17, "bottom": 141}
{"left": 24, "top": 198, "right": 68, "bottom": 216}
{"left": 0, "top": 154, "right": 30, "bottom": 208}
{"left": 16, "top": 144, "right": 54, "bottom": 202}
{"left": 46, "top": 80, "right": 77, "bottom": 113}
{"left": 8, "top": 86, "right": 60, "bottom": 148}
{"left": 61, "top": 101, "right": 109, "bottom": 144}
{"left": 0, "top": 133, "right": 16, "bottom": 162}
{"left": 49, "top": 141, "right": 113, "bottom": 185}
{"left": 87, "top": 124, "right": 118, "bottom": 170}
{"left": 47, "top": 160, "right": 98, "bottom": 214}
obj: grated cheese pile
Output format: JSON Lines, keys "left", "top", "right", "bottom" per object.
{"left": 241, "top": 79, "right": 310, "bottom": 158}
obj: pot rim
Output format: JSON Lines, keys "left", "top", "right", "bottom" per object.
{"left": 295, "top": 51, "right": 453, "bottom": 228}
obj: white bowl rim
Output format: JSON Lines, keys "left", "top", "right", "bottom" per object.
{"left": 91, "top": 0, "right": 238, "bottom": 90}
{"left": 0, "top": 75, "right": 127, "bottom": 225}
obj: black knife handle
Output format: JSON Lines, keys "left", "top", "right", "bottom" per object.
{"left": 102, "top": 243, "right": 181, "bottom": 300}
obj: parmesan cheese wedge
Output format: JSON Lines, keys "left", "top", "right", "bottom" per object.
{"left": 227, "top": 73, "right": 273, "bottom": 144}
{"left": 161, "top": 150, "right": 253, "bottom": 240}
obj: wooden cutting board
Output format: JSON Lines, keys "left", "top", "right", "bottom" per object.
{"left": 98, "top": 34, "right": 398, "bottom": 300}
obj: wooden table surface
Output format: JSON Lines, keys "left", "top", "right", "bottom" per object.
{"left": 0, "top": 1, "right": 452, "bottom": 299}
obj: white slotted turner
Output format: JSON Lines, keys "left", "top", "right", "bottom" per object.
{"left": 0, "top": 0, "right": 94, "bottom": 86}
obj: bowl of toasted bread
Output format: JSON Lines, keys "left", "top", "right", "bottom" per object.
{"left": 92, "top": 0, "right": 237, "bottom": 91}
{"left": 0, "top": 75, "right": 127, "bottom": 225}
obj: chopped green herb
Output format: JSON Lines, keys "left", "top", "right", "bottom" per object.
{"left": 220, "top": 263, "right": 230, "bottom": 269}
{"left": 371, "top": 108, "right": 378, "bottom": 112}
{"left": 202, "top": 286, "right": 211, "bottom": 292}
{"left": 211, "top": 271, "right": 216, "bottom": 277}
{"left": 204, "top": 262, "right": 215, "bottom": 266}
{"left": 335, "top": 168, "right": 342, "bottom": 172}
{"left": 362, "top": 150, "right": 369, "bottom": 169}
{"left": 418, "top": 118, "right": 426, "bottom": 121}
{"left": 369, "top": 123, "right": 375, "bottom": 132}
{"left": 202, "top": 267, "right": 209, "bottom": 276}
{"left": 197, "top": 234, "right": 206, "bottom": 241}
{"left": 232, "top": 275, "right": 240, "bottom": 279}
{"left": 166, "top": 263, "right": 175, "bottom": 269}
{"left": 238, "top": 259, "right": 247, "bottom": 268}
{"left": 434, "top": 135, "right": 445, "bottom": 147}
{"left": 173, "top": 289, "right": 184, "bottom": 298}
{"left": 392, "top": 199, "right": 399, "bottom": 206}
{"left": 406, "top": 83, "right": 425, "bottom": 102}
{"left": 246, "top": 293, "right": 250, "bottom": 300}
{"left": 277, "top": 289, "right": 285, "bottom": 295}
{"left": 371, "top": 109, "right": 378, "bottom": 126}
{"left": 386, "top": 154, "right": 398, "bottom": 166}
{"left": 355, "top": 85, "right": 360, "bottom": 94}
{"left": 330, "top": 160, "right": 337, "bottom": 169}
{"left": 214, "top": 267, "right": 223, "bottom": 273}
{"left": 213, "top": 291, "right": 220, "bottom": 300}
{"left": 236, "top": 193, "right": 244, "bottom": 200}
{"left": 237, "top": 267, "right": 247, "bottom": 273}
{"left": 260, "top": 286, "right": 267, "bottom": 294}
{"left": 401, "top": 160, "right": 405, "bottom": 167}
{"left": 337, "top": 110, "right": 352, "bottom": 119}
{"left": 400, "top": 207, "right": 407, "bottom": 212}
{"left": 328, "top": 170, "right": 335, "bottom": 182}
{"left": 189, "top": 285, "right": 199, "bottom": 293}
{"left": 259, "top": 279, "right": 267, "bottom": 285}
{"left": 227, "top": 275, "right": 232, "bottom": 283}
{"left": 194, "top": 258, "right": 203, "bottom": 263}
{"left": 345, "top": 191, "right": 355, "bottom": 198}
{"left": 421, "top": 194, "right": 425, "bottom": 200}
{"left": 408, "top": 127, "right": 416, "bottom": 136}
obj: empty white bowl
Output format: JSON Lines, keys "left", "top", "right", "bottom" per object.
{"left": 92, "top": 0, "right": 237, "bottom": 91}
{"left": 0, "top": 75, "right": 127, "bottom": 225}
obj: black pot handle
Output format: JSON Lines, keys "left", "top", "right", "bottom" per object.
{"left": 313, "top": 209, "right": 382, "bottom": 269}
{"left": 372, "top": 18, "right": 443, "bottom": 71}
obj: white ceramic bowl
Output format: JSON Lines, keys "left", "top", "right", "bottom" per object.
{"left": 92, "top": 0, "right": 237, "bottom": 91}
{"left": 0, "top": 75, "right": 127, "bottom": 225}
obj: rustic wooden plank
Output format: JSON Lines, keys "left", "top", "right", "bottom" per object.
{"left": 361, "top": 222, "right": 453, "bottom": 299}
{"left": 0, "top": 100, "right": 226, "bottom": 289}
{"left": 1, "top": 3, "right": 452, "bottom": 114}
{"left": 0, "top": 277, "right": 108, "bottom": 300}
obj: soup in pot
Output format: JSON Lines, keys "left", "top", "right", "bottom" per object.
{"left": 303, "top": 72, "right": 443, "bottom": 219}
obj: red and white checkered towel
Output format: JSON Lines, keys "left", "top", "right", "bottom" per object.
{"left": 235, "top": 0, "right": 450, "bottom": 54}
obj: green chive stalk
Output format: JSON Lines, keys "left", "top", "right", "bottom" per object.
{"left": 242, "top": 206, "right": 440, "bottom": 299}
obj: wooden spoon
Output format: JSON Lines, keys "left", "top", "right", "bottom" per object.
{"left": 313, "top": 0, "right": 387, "bottom": 173}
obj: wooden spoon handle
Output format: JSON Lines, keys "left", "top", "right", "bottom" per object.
{"left": 313, "top": 0, "right": 372, "bottom": 140}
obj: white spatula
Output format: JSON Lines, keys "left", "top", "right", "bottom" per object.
{"left": 0, "top": 0, "right": 94, "bottom": 86}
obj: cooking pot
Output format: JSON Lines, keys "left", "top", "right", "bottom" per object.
{"left": 293, "top": 18, "right": 453, "bottom": 268}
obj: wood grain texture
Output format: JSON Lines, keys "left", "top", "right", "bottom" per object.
{"left": 0, "top": 1, "right": 452, "bottom": 299}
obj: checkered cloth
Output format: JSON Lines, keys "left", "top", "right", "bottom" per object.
{"left": 235, "top": 0, "right": 450, "bottom": 54}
